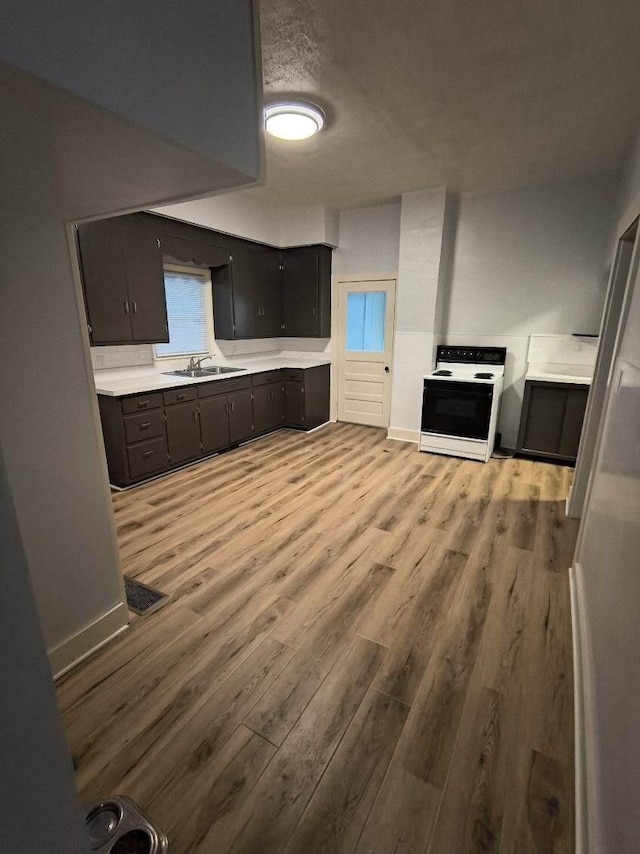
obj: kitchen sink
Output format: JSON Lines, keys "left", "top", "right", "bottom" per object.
{"left": 162, "top": 366, "right": 245, "bottom": 378}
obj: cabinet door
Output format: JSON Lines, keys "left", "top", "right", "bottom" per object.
{"left": 254, "top": 383, "right": 284, "bottom": 433}
{"left": 270, "top": 382, "right": 285, "bottom": 427}
{"left": 285, "top": 380, "right": 306, "bottom": 427}
{"left": 199, "top": 395, "right": 230, "bottom": 454}
{"left": 260, "top": 249, "right": 283, "bottom": 338}
{"left": 281, "top": 247, "right": 320, "bottom": 337}
{"left": 228, "top": 389, "right": 254, "bottom": 444}
{"left": 559, "top": 386, "right": 589, "bottom": 458}
{"left": 519, "top": 383, "right": 567, "bottom": 455}
{"left": 230, "top": 248, "right": 263, "bottom": 338}
{"left": 122, "top": 221, "right": 169, "bottom": 343}
{"left": 165, "top": 401, "right": 201, "bottom": 464}
{"left": 77, "top": 220, "right": 132, "bottom": 344}
{"left": 253, "top": 385, "right": 272, "bottom": 434}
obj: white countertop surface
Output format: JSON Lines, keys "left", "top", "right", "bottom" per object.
{"left": 94, "top": 352, "right": 331, "bottom": 397}
{"left": 525, "top": 362, "right": 593, "bottom": 385}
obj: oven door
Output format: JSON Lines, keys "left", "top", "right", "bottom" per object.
{"left": 421, "top": 380, "right": 494, "bottom": 440}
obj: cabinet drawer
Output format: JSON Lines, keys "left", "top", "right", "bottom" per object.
{"left": 122, "top": 392, "right": 163, "bottom": 414}
{"left": 284, "top": 368, "right": 304, "bottom": 382}
{"left": 197, "top": 375, "right": 252, "bottom": 398}
{"left": 163, "top": 387, "right": 197, "bottom": 406}
{"left": 123, "top": 410, "right": 165, "bottom": 445}
{"left": 252, "top": 369, "right": 284, "bottom": 387}
{"left": 127, "top": 437, "right": 168, "bottom": 480}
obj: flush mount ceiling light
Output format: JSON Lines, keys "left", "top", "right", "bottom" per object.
{"left": 264, "top": 101, "right": 324, "bottom": 140}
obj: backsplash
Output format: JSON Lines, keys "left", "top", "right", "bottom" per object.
{"left": 527, "top": 333, "right": 599, "bottom": 367}
{"left": 91, "top": 345, "right": 154, "bottom": 370}
{"left": 91, "top": 338, "right": 331, "bottom": 370}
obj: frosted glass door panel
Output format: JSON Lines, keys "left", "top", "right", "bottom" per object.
{"left": 346, "top": 291, "right": 386, "bottom": 352}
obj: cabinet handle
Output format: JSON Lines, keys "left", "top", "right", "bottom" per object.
{"left": 225, "top": 403, "right": 229, "bottom": 414}
{"left": 176, "top": 394, "right": 185, "bottom": 400}
{"left": 142, "top": 450, "right": 153, "bottom": 458}
{"left": 193, "top": 410, "right": 198, "bottom": 423}
{"left": 312, "top": 307, "right": 316, "bottom": 316}
{"left": 123, "top": 300, "right": 130, "bottom": 314}
{"left": 230, "top": 401, "right": 234, "bottom": 412}
{"left": 137, "top": 400, "right": 149, "bottom": 408}
{"left": 140, "top": 422, "right": 151, "bottom": 430}
{"left": 131, "top": 300, "right": 137, "bottom": 313}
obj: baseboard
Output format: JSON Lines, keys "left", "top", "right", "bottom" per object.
{"left": 387, "top": 427, "right": 420, "bottom": 443}
{"left": 570, "top": 563, "right": 589, "bottom": 854}
{"left": 50, "top": 600, "right": 129, "bottom": 680}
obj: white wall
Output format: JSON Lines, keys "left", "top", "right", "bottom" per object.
{"left": 154, "top": 194, "right": 339, "bottom": 248}
{"left": 389, "top": 188, "right": 449, "bottom": 438}
{"left": 572, "top": 126, "right": 640, "bottom": 854}
{"left": 333, "top": 203, "right": 401, "bottom": 275}
{"left": 0, "top": 215, "right": 128, "bottom": 671}
{"left": 444, "top": 174, "right": 617, "bottom": 446}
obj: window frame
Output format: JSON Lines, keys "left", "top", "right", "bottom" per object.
{"left": 153, "top": 264, "right": 215, "bottom": 361}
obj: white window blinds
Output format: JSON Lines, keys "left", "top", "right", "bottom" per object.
{"left": 155, "top": 271, "right": 210, "bottom": 357}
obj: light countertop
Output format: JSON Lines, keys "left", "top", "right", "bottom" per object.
{"left": 525, "top": 363, "right": 593, "bottom": 385}
{"left": 94, "top": 352, "right": 331, "bottom": 397}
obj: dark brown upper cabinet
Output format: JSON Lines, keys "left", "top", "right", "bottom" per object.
{"left": 213, "top": 244, "right": 282, "bottom": 339}
{"left": 77, "top": 218, "right": 169, "bottom": 345}
{"left": 281, "top": 245, "right": 332, "bottom": 338}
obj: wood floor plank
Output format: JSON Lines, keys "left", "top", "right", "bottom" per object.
{"left": 55, "top": 605, "right": 202, "bottom": 714}
{"left": 57, "top": 424, "right": 576, "bottom": 853}
{"left": 223, "top": 636, "right": 387, "bottom": 854}
{"left": 393, "top": 553, "right": 494, "bottom": 787}
{"left": 369, "top": 548, "right": 467, "bottom": 706}
{"left": 353, "top": 765, "right": 442, "bottom": 854}
{"left": 283, "top": 687, "right": 408, "bottom": 854}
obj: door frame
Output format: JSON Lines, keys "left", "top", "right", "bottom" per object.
{"left": 332, "top": 274, "right": 397, "bottom": 426}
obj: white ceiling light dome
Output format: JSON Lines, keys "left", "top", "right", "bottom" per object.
{"left": 264, "top": 101, "right": 325, "bottom": 141}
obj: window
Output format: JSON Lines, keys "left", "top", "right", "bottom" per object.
{"left": 154, "top": 267, "right": 214, "bottom": 359}
{"left": 346, "top": 291, "right": 386, "bottom": 351}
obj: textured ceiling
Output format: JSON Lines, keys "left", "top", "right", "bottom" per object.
{"left": 242, "top": 0, "right": 640, "bottom": 209}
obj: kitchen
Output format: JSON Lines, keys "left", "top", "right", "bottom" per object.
{"left": 1, "top": 1, "right": 637, "bottom": 850}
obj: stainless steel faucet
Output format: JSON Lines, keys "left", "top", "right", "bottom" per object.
{"left": 187, "top": 355, "right": 211, "bottom": 371}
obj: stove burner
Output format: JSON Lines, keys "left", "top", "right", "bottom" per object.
{"left": 433, "top": 369, "right": 452, "bottom": 376}
{"left": 475, "top": 372, "right": 494, "bottom": 379}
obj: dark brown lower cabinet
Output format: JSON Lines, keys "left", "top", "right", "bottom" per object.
{"left": 254, "top": 382, "right": 285, "bottom": 434}
{"left": 284, "top": 364, "right": 330, "bottom": 430}
{"left": 285, "top": 380, "right": 306, "bottom": 427}
{"left": 98, "top": 364, "right": 331, "bottom": 486}
{"left": 516, "top": 380, "right": 589, "bottom": 462}
{"left": 165, "top": 400, "right": 201, "bottom": 465}
{"left": 228, "top": 389, "right": 255, "bottom": 444}
{"left": 200, "top": 395, "right": 230, "bottom": 454}
{"left": 127, "top": 437, "right": 168, "bottom": 481}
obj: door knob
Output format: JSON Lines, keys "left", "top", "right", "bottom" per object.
{"left": 384, "top": 366, "right": 390, "bottom": 373}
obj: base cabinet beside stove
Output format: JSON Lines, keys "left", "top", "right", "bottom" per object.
{"left": 516, "top": 380, "right": 589, "bottom": 462}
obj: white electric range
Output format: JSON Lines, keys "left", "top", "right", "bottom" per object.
{"left": 419, "top": 345, "right": 506, "bottom": 462}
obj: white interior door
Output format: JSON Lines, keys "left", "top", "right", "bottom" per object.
{"left": 337, "top": 279, "right": 396, "bottom": 427}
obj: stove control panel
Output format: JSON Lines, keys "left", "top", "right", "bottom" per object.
{"left": 436, "top": 345, "right": 507, "bottom": 365}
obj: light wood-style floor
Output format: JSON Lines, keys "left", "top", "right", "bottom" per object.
{"left": 57, "top": 423, "right": 578, "bottom": 853}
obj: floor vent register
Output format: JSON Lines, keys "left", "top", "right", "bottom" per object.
{"left": 124, "top": 577, "right": 167, "bottom": 616}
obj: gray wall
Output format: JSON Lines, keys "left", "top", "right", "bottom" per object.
{"left": 443, "top": 173, "right": 617, "bottom": 446}
{"left": 573, "top": 125, "right": 640, "bottom": 853}
{"left": 0, "top": 443, "right": 87, "bottom": 852}
{"left": 333, "top": 203, "right": 401, "bottom": 275}
{"left": 0, "top": 0, "right": 261, "bottom": 179}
